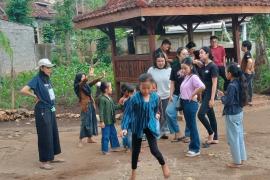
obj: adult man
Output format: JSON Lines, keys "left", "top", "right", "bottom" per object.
{"left": 210, "top": 36, "right": 229, "bottom": 91}
{"left": 241, "top": 40, "right": 255, "bottom": 106}
{"left": 155, "top": 39, "right": 173, "bottom": 64}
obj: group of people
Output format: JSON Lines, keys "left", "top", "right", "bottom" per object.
{"left": 20, "top": 36, "right": 255, "bottom": 179}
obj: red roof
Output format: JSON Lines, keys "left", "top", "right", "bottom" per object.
{"left": 74, "top": 0, "right": 270, "bottom": 22}
{"left": 32, "top": 2, "right": 56, "bottom": 20}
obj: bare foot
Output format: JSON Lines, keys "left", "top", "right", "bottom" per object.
{"left": 130, "top": 170, "right": 136, "bottom": 180}
{"left": 102, "top": 152, "right": 111, "bottom": 155}
{"left": 207, "top": 133, "right": 214, "bottom": 143}
{"left": 40, "top": 162, "right": 54, "bottom": 170}
{"left": 78, "top": 141, "right": 83, "bottom": 148}
{"left": 87, "top": 137, "right": 97, "bottom": 143}
{"left": 226, "top": 163, "right": 243, "bottom": 168}
{"left": 162, "top": 164, "right": 170, "bottom": 179}
{"left": 211, "top": 140, "right": 219, "bottom": 144}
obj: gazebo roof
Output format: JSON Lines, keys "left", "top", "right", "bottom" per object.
{"left": 74, "top": 0, "right": 270, "bottom": 29}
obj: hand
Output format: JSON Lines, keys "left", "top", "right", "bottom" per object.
{"left": 209, "top": 99, "right": 215, "bottom": 108}
{"left": 99, "top": 122, "right": 105, "bottom": 128}
{"left": 118, "top": 97, "right": 125, "bottom": 105}
{"left": 217, "top": 90, "right": 224, "bottom": 97}
{"left": 89, "top": 67, "right": 94, "bottom": 76}
{"left": 168, "top": 96, "right": 173, "bottom": 102}
{"left": 196, "top": 60, "right": 204, "bottom": 68}
{"left": 34, "top": 95, "right": 40, "bottom": 104}
{"left": 155, "top": 113, "right": 160, "bottom": 120}
{"left": 122, "top": 129, "right": 128, "bottom": 136}
{"left": 190, "top": 94, "right": 198, "bottom": 101}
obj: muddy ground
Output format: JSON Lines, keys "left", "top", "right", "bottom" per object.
{"left": 0, "top": 96, "right": 270, "bottom": 180}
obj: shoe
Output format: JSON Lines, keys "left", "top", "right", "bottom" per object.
{"left": 185, "top": 151, "right": 200, "bottom": 157}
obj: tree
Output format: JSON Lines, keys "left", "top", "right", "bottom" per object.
{"left": 0, "top": 31, "right": 14, "bottom": 108}
{"left": 42, "top": 23, "right": 55, "bottom": 43}
{"left": 248, "top": 15, "right": 270, "bottom": 94}
{"left": 6, "top": 0, "right": 32, "bottom": 25}
{"left": 54, "top": 0, "right": 75, "bottom": 63}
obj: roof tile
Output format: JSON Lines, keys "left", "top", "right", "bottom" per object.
{"left": 74, "top": 0, "right": 270, "bottom": 22}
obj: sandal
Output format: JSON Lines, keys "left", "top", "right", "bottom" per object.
{"left": 202, "top": 141, "right": 211, "bottom": 148}
{"left": 171, "top": 136, "right": 186, "bottom": 143}
{"left": 226, "top": 163, "right": 243, "bottom": 168}
{"left": 183, "top": 137, "right": 190, "bottom": 143}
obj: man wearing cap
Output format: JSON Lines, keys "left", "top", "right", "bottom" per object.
{"left": 20, "top": 59, "right": 63, "bottom": 170}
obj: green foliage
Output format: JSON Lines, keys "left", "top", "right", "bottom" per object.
{"left": 254, "top": 65, "right": 270, "bottom": 93}
{"left": 249, "top": 15, "right": 270, "bottom": 45}
{"left": 54, "top": 0, "right": 75, "bottom": 33}
{"left": 6, "top": 0, "right": 32, "bottom": 25}
{"left": 0, "top": 31, "right": 13, "bottom": 58}
{"left": 0, "top": 63, "right": 114, "bottom": 109}
{"left": 42, "top": 23, "right": 55, "bottom": 43}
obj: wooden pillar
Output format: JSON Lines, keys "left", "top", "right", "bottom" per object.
{"left": 109, "top": 26, "right": 120, "bottom": 99}
{"left": 232, "top": 15, "right": 241, "bottom": 64}
{"left": 187, "top": 22, "right": 194, "bottom": 42}
{"left": 147, "top": 18, "right": 156, "bottom": 59}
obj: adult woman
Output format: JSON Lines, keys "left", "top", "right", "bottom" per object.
{"left": 74, "top": 67, "right": 104, "bottom": 147}
{"left": 20, "top": 59, "right": 63, "bottom": 170}
{"left": 180, "top": 57, "right": 205, "bottom": 156}
{"left": 166, "top": 47, "right": 190, "bottom": 142}
{"left": 147, "top": 52, "right": 171, "bottom": 139}
{"left": 198, "top": 47, "right": 219, "bottom": 147}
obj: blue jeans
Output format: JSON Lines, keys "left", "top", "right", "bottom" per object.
{"left": 122, "top": 129, "right": 132, "bottom": 149}
{"left": 165, "top": 95, "right": 190, "bottom": 136}
{"left": 101, "top": 124, "right": 120, "bottom": 153}
{"left": 182, "top": 100, "right": 200, "bottom": 153}
{"left": 225, "top": 112, "right": 247, "bottom": 164}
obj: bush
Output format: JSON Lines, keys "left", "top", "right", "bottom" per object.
{"left": 254, "top": 65, "right": 270, "bottom": 93}
{"left": 0, "top": 63, "right": 114, "bottom": 109}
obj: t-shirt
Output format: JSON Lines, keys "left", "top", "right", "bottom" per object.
{"left": 28, "top": 74, "right": 55, "bottom": 108}
{"left": 201, "top": 62, "right": 219, "bottom": 93}
{"left": 147, "top": 66, "right": 171, "bottom": 99}
{"left": 180, "top": 75, "right": 205, "bottom": 100}
{"left": 170, "top": 61, "right": 185, "bottom": 96}
{"left": 211, "top": 46, "right": 226, "bottom": 67}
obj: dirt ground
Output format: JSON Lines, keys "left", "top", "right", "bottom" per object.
{"left": 0, "top": 97, "right": 270, "bottom": 180}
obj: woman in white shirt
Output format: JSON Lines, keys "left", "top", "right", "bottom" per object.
{"left": 147, "top": 52, "right": 172, "bottom": 139}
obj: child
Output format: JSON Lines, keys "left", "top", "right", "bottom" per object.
{"left": 218, "top": 63, "right": 248, "bottom": 168}
{"left": 74, "top": 68, "right": 104, "bottom": 148}
{"left": 98, "top": 81, "right": 122, "bottom": 155}
{"left": 121, "top": 84, "right": 135, "bottom": 152}
{"left": 121, "top": 73, "right": 170, "bottom": 180}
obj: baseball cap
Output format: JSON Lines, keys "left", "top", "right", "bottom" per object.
{"left": 36, "top": 58, "right": 55, "bottom": 69}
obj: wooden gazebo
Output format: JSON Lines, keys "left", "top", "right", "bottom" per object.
{"left": 74, "top": 0, "right": 270, "bottom": 96}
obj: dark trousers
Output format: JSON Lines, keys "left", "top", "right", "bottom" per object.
{"left": 198, "top": 92, "right": 218, "bottom": 140}
{"left": 132, "top": 128, "right": 165, "bottom": 169}
{"left": 182, "top": 100, "right": 200, "bottom": 152}
{"left": 35, "top": 106, "right": 61, "bottom": 162}
{"left": 244, "top": 73, "right": 254, "bottom": 102}
{"left": 218, "top": 66, "right": 229, "bottom": 91}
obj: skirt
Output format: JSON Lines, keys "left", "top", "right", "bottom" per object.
{"left": 80, "top": 102, "right": 98, "bottom": 139}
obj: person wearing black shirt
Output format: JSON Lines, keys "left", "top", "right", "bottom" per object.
{"left": 166, "top": 47, "right": 190, "bottom": 142}
{"left": 197, "top": 47, "right": 219, "bottom": 146}
{"left": 155, "top": 39, "right": 173, "bottom": 64}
